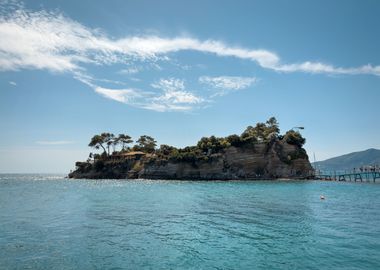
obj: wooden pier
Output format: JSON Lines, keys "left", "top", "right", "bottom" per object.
{"left": 316, "top": 171, "right": 380, "bottom": 182}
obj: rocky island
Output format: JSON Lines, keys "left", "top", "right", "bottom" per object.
{"left": 69, "top": 117, "right": 314, "bottom": 180}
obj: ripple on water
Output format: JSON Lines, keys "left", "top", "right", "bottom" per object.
{"left": 0, "top": 176, "right": 380, "bottom": 269}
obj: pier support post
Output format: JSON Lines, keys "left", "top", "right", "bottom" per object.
{"left": 354, "top": 173, "right": 362, "bottom": 182}
{"left": 373, "top": 172, "right": 380, "bottom": 182}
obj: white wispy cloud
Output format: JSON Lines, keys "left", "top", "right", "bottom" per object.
{"left": 199, "top": 76, "right": 257, "bottom": 90}
{"left": 36, "top": 140, "right": 75, "bottom": 145}
{"left": 152, "top": 78, "right": 204, "bottom": 103}
{"left": 1, "top": 4, "right": 379, "bottom": 76}
{"left": 272, "top": 62, "right": 380, "bottom": 76}
{"left": 91, "top": 79, "right": 204, "bottom": 112}
{"left": 0, "top": 2, "right": 379, "bottom": 112}
{"left": 150, "top": 78, "right": 204, "bottom": 111}
{"left": 199, "top": 76, "right": 257, "bottom": 96}
{"left": 119, "top": 67, "right": 141, "bottom": 75}
{"left": 151, "top": 78, "right": 185, "bottom": 92}
{"left": 9, "top": 81, "right": 16, "bottom": 86}
{"left": 94, "top": 86, "right": 145, "bottom": 103}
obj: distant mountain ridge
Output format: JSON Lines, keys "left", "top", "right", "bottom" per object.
{"left": 313, "top": 148, "right": 380, "bottom": 172}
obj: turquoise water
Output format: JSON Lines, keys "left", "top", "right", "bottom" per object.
{"left": 1, "top": 175, "right": 380, "bottom": 269}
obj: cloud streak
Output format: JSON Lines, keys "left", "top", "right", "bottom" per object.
{"left": 1, "top": 4, "right": 379, "bottom": 76}
{"left": 91, "top": 79, "right": 205, "bottom": 112}
{"left": 0, "top": 2, "right": 379, "bottom": 112}
{"left": 199, "top": 76, "right": 257, "bottom": 96}
{"left": 151, "top": 78, "right": 204, "bottom": 110}
{"left": 94, "top": 87, "right": 145, "bottom": 104}
{"left": 119, "top": 67, "right": 141, "bottom": 75}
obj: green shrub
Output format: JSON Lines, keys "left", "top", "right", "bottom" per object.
{"left": 283, "top": 130, "right": 306, "bottom": 147}
{"left": 94, "top": 160, "right": 105, "bottom": 170}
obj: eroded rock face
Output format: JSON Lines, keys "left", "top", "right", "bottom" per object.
{"left": 69, "top": 140, "right": 314, "bottom": 180}
{"left": 139, "top": 142, "right": 313, "bottom": 180}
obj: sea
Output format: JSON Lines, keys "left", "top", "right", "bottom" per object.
{"left": 1, "top": 174, "right": 380, "bottom": 270}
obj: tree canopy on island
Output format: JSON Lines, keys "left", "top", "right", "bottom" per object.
{"left": 241, "top": 117, "right": 280, "bottom": 143}
{"left": 87, "top": 117, "right": 306, "bottom": 161}
{"left": 134, "top": 135, "right": 157, "bottom": 153}
{"left": 89, "top": 133, "right": 134, "bottom": 156}
{"left": 118, "top": 134, "right": 133, "bottom": 151}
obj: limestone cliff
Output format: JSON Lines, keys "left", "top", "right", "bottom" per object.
{"left": 69, "top": 140, "right": 314, "bottom": 180}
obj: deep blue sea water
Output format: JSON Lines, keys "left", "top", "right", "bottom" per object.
{"left": 1, "top": 174, "right": 380, "bottom": 270}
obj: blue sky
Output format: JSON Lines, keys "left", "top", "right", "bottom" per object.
{"left": 0, "top": 0, "right": 380, "bottom": 173}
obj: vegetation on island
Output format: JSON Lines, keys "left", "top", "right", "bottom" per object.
{"left": 81, "top": 117, "right": 307, "bottom": 168}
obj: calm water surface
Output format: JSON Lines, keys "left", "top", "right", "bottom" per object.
{"left": 1, "top": 174, "right": 380, "bottom": 269}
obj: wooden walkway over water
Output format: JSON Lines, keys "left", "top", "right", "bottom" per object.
{"left": 316, "top": 171, "right": 380, "bottom": 182}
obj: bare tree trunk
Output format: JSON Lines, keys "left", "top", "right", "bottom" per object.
{"left": 99, "top": 144, "right": 106, "bottom": 155}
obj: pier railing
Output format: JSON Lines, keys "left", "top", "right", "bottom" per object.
{"left": 315, "top": 170, "right": 380, "bottom": 182}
